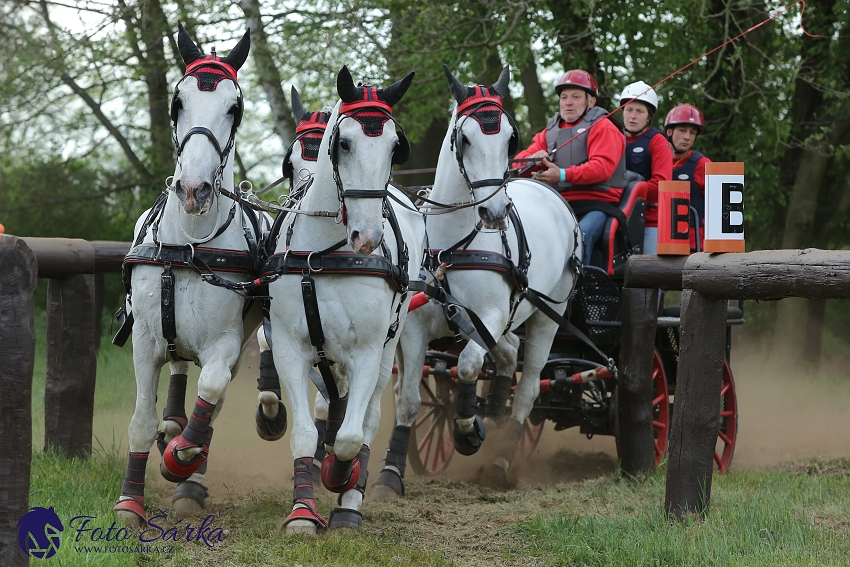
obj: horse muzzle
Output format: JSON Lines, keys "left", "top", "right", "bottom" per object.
{"left": 478, "top": 204, "right": 510, "bottom": 231}
{"left": 176, "top": 179, "right": 214, "bottom": 215}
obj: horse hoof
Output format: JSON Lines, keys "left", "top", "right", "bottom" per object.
{"left": 161, "top": 435, "right": 208, "bottom": 483}
{"left": 172, "top": 481, "right": 208, "bottom": 517}
{"left": 320, "top": 454, "right": 360, "bottom": 494}
{"left": 114, "top": 498, "right": 146, "bottom": 528}
{"left": 328, "top": 508, "right": 362, "bottom": 530}
{"left": 281, "top": 505, "right": 327, "bottom": 535}
{"left": 156, "top": 420, "right": 185, "bottom": 456}
{"left": 255, "top": 401, "right": 288, "bottom": 441}
{"left": 453, "top": 415, "right": 486, "bottom": 456}
{"left": 371, "top": 468, "right": 404, "bottom": 500}
{"left": 479, "top": 461, "right": 511, "bottom": 490}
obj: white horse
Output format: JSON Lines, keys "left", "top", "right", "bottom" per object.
{"left": 114, "top": 25, "right": 266, "bottom": 527}
{"left": 266, "top": 67, "right": 424, "bottom": 533}
{"left": 372, "top": 65, "right": 582, "bottom": 496}
{"left": 255, "top": 87, "right": 331, "bottom": 443}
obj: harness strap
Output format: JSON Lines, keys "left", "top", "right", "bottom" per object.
{"left": 300, "top": 274, "right": 340, "bottom": 401}
{"left": 524, "top": 287, "right": 613, "bottom": 369}
{"left": 408, "top": 280, "right": 497, "bottom": 351}
{"left": 160, "top": 264, "right": 186, "bottom": 361}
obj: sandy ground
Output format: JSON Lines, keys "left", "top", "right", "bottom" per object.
{"left": 89, "top": 331, "right": 850, "bottom": 502}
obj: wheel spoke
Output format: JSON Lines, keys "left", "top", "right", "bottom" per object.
{"left": 417, "top": 416, "right": 440, "bottom": 453}
{"left": 420, "top": 380, "right": 438, "bottom": 403}
{"left": 652, "top": 420, "right": 666, "bottom": 430}
{"left": 713, "top": 450, "right": 722, "bottom": 466}
{"left": 414, "top": 406, "right": 440, "bottom": 428}
{"left": 718, "top": 430, "right": 732, "bottom": 444}
{"left": 720, "top": 383, "right": 730, "bottom": 397}
{"left": 652, "top": 394, "right": 666, "bottom": 406}
{"left": 719, "top": 410, "right": 734, "bottom": 418}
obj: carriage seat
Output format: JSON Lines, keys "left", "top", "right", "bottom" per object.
{"left": 587, "top": 175, "right": 647, "bottom": 277}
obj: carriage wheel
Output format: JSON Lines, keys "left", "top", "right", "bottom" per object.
{"left": 715, "top": 361, "right": 738, "bottom": 474}
{"left": 408, "top": 372, "right": 456, "bottom": 476}
{"left": 652, "top": 351, "right": 670, "bottom": 465}
{"left": 519, "top": 418, "right": 544, "bottom": 458}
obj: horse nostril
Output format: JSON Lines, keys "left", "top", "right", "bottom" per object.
{"left": 478, "top": 206, "right": 491, "bottom": 221}
{"left": 350, "top": 230, "right": 360, "bottom": 244}
{"left": 196, "top": 182, "right": 212, "bottom": 202}
{"left": 175, "top": 180, "right": 186, "bottom": 199}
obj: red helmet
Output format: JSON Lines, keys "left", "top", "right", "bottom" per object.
{"left": 664, "top": 104, "right": 705, "bottom": 132}
{"left": 555, "top": 70, "right": 598, "bottom": 97}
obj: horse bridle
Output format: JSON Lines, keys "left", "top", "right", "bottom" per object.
{"left": 450, "top": 98, "right": 519, "bottom": 201}
{"left": 170, "top": 61, "right": 244, "bottom": 198}
{"left": 328, "top": 104, "right": 409, "bottom": 207}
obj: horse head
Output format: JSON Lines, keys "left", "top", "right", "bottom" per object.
{"left": 282, "top": 86, "right": 331, "bottom": 186}
{"left": 444, "top": 64, "right": 516, "bottom": 231}
{"left": 330, "top": 66, "right": 414, "bottom": 255}
{"left": 171, "top": 23, "right": 250, "bottom": 215}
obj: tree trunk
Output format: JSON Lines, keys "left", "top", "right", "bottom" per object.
{"left": 138, "top": 0, "right": 174, "bottom": 191}
{"left": 239, "top": 0, "right": 296, "bottom": 148}
{"left": 517, "top": 44, "right": 548, "bottom": 132}
{"left": 546, "top": 0, "right": 605, "bottom": 107}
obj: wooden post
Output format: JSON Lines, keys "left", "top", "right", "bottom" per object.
{"left": 616, "top": 287, "right": 659, "bottom": 475}
{"left": 44, "top": 272, "right": 98, "bottom": 459}
{"left": 665, "top": 289, "right": 727, "bottom": 520}
{"left": 0, "top": 236, "right": 38, "bottom": 567}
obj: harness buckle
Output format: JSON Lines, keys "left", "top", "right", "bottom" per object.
{"left": 306, "top": 251, "right": 324, "bottom": 273}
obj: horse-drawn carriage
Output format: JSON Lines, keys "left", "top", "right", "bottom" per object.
{"left": 400, "top": 177, "right": 741, "bottom": 479}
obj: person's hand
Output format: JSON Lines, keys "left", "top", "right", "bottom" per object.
{"left": 529, "top": 150, "right": 550, "bottom": 160}
{"left": 532, "top": 158, "right": 562, "bottom": 185}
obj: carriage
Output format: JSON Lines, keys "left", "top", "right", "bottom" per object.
{"left": 400, "top": 178, "right": 741, "bottom": 478}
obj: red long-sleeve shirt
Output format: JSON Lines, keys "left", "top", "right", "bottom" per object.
{"left": 626, "top": 130, "right": 672, "bottom": 227}
{"left": 513, "top": 117, "right": 625, "bottom": 204}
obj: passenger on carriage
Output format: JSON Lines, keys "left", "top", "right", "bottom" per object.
{"left": 664, "top": 103, "right": 711, "bottom": 252}
{"left": 512, "top": 69, "right": 626, "bottom": 266}
{"left": 619, "top": 81, "right": 672, "bottom": 255}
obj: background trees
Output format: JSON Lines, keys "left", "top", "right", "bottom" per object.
{"left": 2, "top": 0, "right": 849, "bottom": 358}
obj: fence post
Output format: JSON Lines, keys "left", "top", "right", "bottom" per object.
{"left": 665, "top": 289, "right": 726, "bottom": 520}
{"left": 44, "top": 269, "right": 97, "bottom": 459}
{"left": 616, "top": 287, "right": 659, "bottom": 475}
{"left": 0, "top": 235, "right": 38, "bottom": 567}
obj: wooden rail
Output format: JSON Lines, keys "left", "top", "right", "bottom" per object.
{"left": 624, "top": 249, "right": 850, "bottom": 521}
{"left": 0, "top": 235, "right": 130, "bottom": 566}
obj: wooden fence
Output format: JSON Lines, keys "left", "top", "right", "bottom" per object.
{"left": 0, "top": 235, "right": 128, "bottom": 567}
{"left": 624, "top": 250, "right": 850, "bottom": 521}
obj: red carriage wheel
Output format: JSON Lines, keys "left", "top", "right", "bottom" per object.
{"left": 714, "top": 361, "right": 738, "bottom": 474}
{"left": 652, "top": 351, "right": 670, "bottom": 465}
{"left": 519, "top": 418, "right": 544, "bottom": 458}
{"left": 409, "top": 372, "right": 456, "bottom": 475}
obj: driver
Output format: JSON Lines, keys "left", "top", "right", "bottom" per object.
{"left": 619, "top": 81, "right": 672, "bottom": 255}
{"left": 513, "top": 69, "right": 626, "bottom": 265}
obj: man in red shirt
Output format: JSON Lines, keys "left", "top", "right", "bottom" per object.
{"left": 619, "top": 81, "right": 672, "bottom": 254}
{"left": 513, "top": 69, "right": 626, "bottom": 265}
{"left": 664, "top": 104, "right": 711, "bottom": 251}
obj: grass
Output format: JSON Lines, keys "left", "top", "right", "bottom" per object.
{"left": 518, "top": 465, "right": 850, "bottom": 567}
{"left": 27, "top": 449, "right": 850, "bottom": 566}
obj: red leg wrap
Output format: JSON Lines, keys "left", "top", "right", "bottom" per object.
{"left": 320, "top": 453, "right": 361, "bottom": 494}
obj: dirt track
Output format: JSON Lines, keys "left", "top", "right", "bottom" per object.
{"left": 118, "top": 332, "right": 850, "bottom": 502}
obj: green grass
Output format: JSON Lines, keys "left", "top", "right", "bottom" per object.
{"left": 518, "top": 464, "right": 850, "bottom": 567}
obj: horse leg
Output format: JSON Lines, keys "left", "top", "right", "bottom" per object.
{"left": 483, "top": 332, "right": 521, "bottom": 428}
{"left": 255, "top": 326, "right": 288, "bottom": 441}
{"left": 115, "top": 335, "right": 163, "bottom": 528}
{"left": 161, "top": 334, "right": 240, "bottom": 482}
{"left": 453, "top": 340, "right": 489, "bottom": 455}
{"left": 321, "top": 354, "right": 381, "bottom": 495}
{"left": 171, "top": 390, "right": 226, "bottom": 517}
{"left": 279, "top": 354, "right": 326, "bottom": 535}
{"left": 372, "top": 324, "right": 429, "bottom": 500}
{"left": 312, "top": 391, "right": 329, "bottom": 474}
{"left": 330, "top": 350, "right": 392, "bottom": 529}
{"left": 157, "top": 361, "right": 190, "bottom": 456}
{"left": 487, "top": 312, "right": 556, "bottom": 488}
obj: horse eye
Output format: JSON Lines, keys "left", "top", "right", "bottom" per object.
{"left": 340, "top": 139, "right": 351, "bottom": 152}
{"left": 228, "top": 105, "right": 238, "bottom": 115}
{"left": 462, "top": 135, "right": 470, "bottom": 145}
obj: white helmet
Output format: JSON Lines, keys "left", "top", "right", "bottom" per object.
{"left": 619, "top": 81, "right": 659, "bottom": 114}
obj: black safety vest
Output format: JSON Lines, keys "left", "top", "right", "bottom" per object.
{"left": 626, "top": 127, "right": 664, "bottom": 181}
{"left": 673, "top": 150, "right": 706, "bottom": 224}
